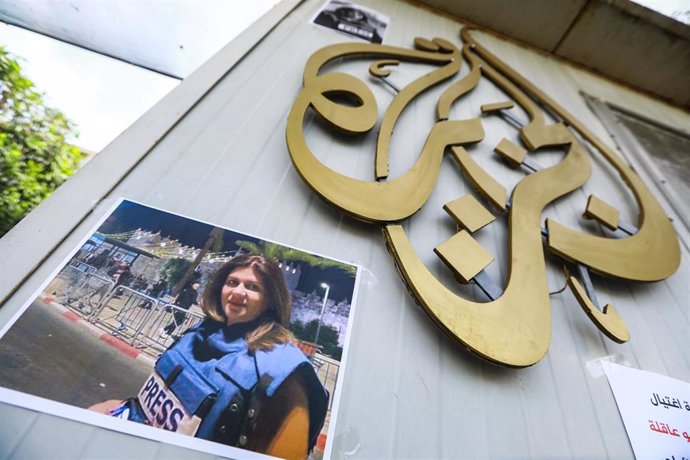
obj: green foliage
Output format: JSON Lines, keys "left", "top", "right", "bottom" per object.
{"left": 0, "top": 46, "right": 82, "bottom": 237}
{"left": 235, "top": 240, "right": 357, "bottom": 276}
{"left": 291, "top": 319, "right": 342, "bottom": 360}
{"left": 160, "top": 258, "right": 200, "bottom": 289}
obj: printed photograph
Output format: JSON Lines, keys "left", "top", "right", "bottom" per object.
{"left": 311, "top": 0, "right": 389, "bottom": 44}
{"left": 0, "top": 199, "right": 360, "bottom": 459}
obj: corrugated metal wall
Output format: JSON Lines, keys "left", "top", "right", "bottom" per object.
{"left": 0, "top": 0, "right": 688, "bottom": 458}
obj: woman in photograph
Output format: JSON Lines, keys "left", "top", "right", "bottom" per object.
{"left": 91, "top": 255, "right": 328, "bottom": 459}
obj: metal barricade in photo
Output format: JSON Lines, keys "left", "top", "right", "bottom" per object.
{"left": 89, "top": 288, "right": 204, "bottom": 356}
{"left": 146, "top": 304, "right": 205, "bottom": 353}
{"left": 46, "top": 263, "right": 114, "bottom": 317}
{"left": 312, "top": 353, "right": 339, "bottom": 411}
{"left": 44, "top": 264, "right": 83, "bottom": 297}
{"left": 91, "top": 286, "right": 160, "bottom": 343}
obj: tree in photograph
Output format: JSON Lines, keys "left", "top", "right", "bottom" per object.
{"left": 170, "top": 226, "right": 223, "bottom": 296}
{"left": 160, "top": 258, "right": 200, "bottom": 292}
{"left": 291, "top": 319, "right": 343, "bottom": 360}
{"left": 0, "top": 46, "right": 82, "bottom": 237}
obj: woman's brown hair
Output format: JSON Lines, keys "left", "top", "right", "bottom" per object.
{"left": 202, "top": 254, "right": 294, "bottom": 351}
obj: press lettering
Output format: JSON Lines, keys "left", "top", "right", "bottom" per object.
{"left": 151, "top": 389, "right": 166, "bottom": 413}
{"left": 156, "top": 399, "right": 173, "bottom": 425}
{"left": 141, "top": 376, "right": 154, "bottom": 393}
{"left": 167, "top": 408, "right": 183, "bottom": 432}
{"left": 143, "top": 381, "right": 159, "bottom": 406}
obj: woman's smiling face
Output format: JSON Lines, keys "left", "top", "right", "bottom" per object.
{"left": 221, "top": 266, "right": 268, "bottom": 325}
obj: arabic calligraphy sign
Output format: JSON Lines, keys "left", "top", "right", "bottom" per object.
{"left": 285, "top": 28, "right": 681, "bottom": 367}
{"left": 605, "top": 363, "right": 690, "bottom": 458}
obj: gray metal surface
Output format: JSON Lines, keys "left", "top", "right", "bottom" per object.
{"left": 0, "top": 0, "right": 689, "bottom": 458}
{"left": 584, "top": 94, "right": 690, "bottom": 249}
{"left": 413, "top": 0, "right": 690, "bottom": 108}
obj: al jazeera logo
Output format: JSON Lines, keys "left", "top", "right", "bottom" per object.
{"left": 285, "top": 28, "right": 680, "bottom": 367}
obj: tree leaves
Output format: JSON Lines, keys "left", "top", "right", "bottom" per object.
{"left": 0, "top": 46, "right": 83, "bottom": 236}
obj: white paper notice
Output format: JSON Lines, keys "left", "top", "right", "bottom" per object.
{"left": 604, "top": 362, "right": 690, "bottom": 459}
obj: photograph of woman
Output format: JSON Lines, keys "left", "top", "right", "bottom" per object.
{"left": 0, "top": 200, "right": 357, "bottom": 459}
{"left": 90, "top": 255, "right": 329, "bottom": 459}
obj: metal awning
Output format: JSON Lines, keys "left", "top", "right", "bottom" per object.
{"left": 413, "top": 0, "right": 690, "bottom": 108}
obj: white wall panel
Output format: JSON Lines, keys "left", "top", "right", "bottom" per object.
{"left": 0, "top": 0, "right": 688, "bottom": 458}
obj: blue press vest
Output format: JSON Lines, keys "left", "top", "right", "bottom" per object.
{"left": 129, "top": 319, "right": 328, "bottom": 450}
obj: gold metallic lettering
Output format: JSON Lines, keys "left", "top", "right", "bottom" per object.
{"left": 285, "top": 29, "right": 680, "bottom": 367}
{"left": 461, "top": 28, "right": 680, "bottom": 282}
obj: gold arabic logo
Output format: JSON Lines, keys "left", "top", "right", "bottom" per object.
{"left": 285, "top": 29, "right": 680, "bottom": 367}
